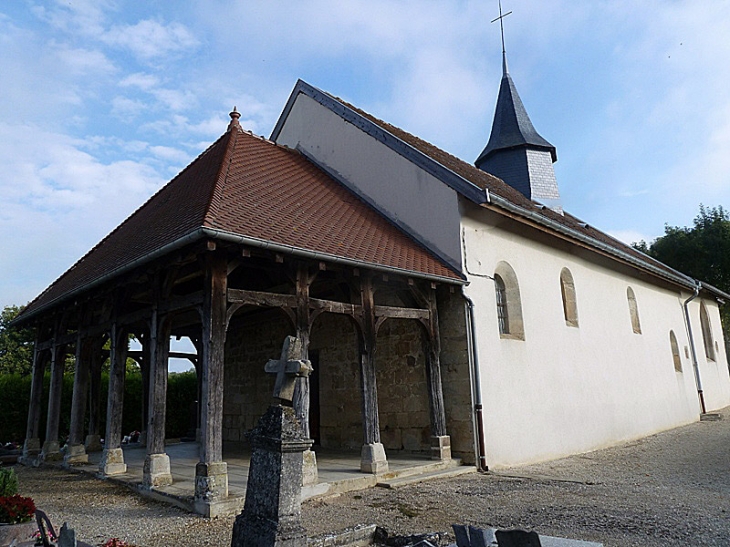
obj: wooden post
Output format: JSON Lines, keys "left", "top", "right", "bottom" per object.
{"left": 139, "top": 332, "right": 150, "bottom": 446}
{"left": 143, "top": 310, "right": 173, "bottom": 488}
{"left": 85, "top": 338, "right": 104, "bottom": 452}
{"left": 99, "top": 323, "right": 128, "bottom": 475}
{"left": 40, "top": 342, "right": 66, "bottom": 462}
{"left": 21, "top": 343, "right": 46, "bottom": 463}
{"left": 358, "top": 274, "right": 388, "bottom": 474}
{"left": 195, "top": 250, "right": 229, "bottom": 514}
{"left": 293, "top": 264, "right": 312, "bottom": 435}
{"left": 65, "top": 335, "right": 90, "bottom": 464}
{"left": 422, "top": 287, "right": 451, "bottom": 460}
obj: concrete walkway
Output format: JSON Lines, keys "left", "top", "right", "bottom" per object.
{"left": 74, "top": 441, "right": 462, "bottom": 515}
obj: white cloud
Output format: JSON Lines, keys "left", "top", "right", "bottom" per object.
{"left": 102, "top": 19, "right": 199, "bottom": 61}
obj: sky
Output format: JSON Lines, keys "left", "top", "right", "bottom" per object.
{"left": 2, "top": 0, "right": 730, "bottom": 317}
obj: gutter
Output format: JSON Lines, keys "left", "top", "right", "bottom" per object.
{"left": 463, "top": 289, "right": 488, "bottom": 471}
{"left": 486, "top": 192, "right": 709, "bottom": 294}
{"left": 683, "top": 282, "right": 707, "bottom": 414}
{"left": 15, "top": 227, "right": 465, "bottom": 325}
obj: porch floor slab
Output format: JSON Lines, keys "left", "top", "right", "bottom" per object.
{"left": 72, "top": 441, "right": 462, "bottom": 516}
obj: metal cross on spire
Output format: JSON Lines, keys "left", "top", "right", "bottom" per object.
{"left": 491, "top": 0, "right": 512, "bottom": 74}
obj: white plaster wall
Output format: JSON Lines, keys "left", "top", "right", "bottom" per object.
{"left": 689, "top": 298, "right": 730, "bottom": 410}
{"left": 461, "top": 209, "right": 730, "bottom": 468}
{"left": 275, "top": 94, "right": 463, "bottom": 268}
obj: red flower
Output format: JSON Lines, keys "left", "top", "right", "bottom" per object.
{"left": 0, "top": 494, "right": 36, "bottom": 524}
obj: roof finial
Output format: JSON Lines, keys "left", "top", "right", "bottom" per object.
{"left": 228, "top": 106, "right": 241, "bottom": 131}
{"left": 491, "top": 0, "right": 512, "bottom": 75}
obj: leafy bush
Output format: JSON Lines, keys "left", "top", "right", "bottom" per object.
{"left": 0, "top": 468, "right": 18, "bottom": 496}
{"left": 0, "top": 369, "right": 199, "bottom": 442}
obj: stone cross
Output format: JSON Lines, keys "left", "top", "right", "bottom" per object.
{"left": 264, "top": 336, "right": 312, "bottom": 403}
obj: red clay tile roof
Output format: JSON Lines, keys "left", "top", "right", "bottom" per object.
{"left": 21, "top": 122, "right": 462, "bottom": 319}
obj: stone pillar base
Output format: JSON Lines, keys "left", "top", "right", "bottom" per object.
{"left": 99, "top": 447, "right": 127, "bottom": 475}
{"left": 84, "top": 434, "right": 103, "bottom": 453}
{"left": 360, "top": 442, "right": 388, "bottom": 474}
{"left": 195, "top": 461, "right": 228, "bottom": 503}
{"left": 39, "top": 440, "right": 62, "bottom": 462}
{"left": 431, "top": 435, "right": 452, "bottom": 461}
{"left": 19, "top": 437, "right": 41, "bottom": 465}
{"left": 143, "top": 453, "right": 173, "bottom": 488}
{"left": 302, "top": 448, "right": 318, "bottom": 486}
{"left": 64, "top": 443, "right": 89, "bottom": 465}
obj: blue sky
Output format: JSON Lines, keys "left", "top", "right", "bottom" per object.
{"left": 2, "top": 0, "right": 730, "bottom": 314}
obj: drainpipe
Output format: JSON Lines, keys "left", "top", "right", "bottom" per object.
{"left": 683, "top": 282, "right": 707, "bottom": 415}
{"left": 463, "top": 290, "right": 488, "bottom": 471}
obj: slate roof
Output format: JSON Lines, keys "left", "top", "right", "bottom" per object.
{"left": 20, "top": 114, "right": 463, "bottom": 321}
{"left": 274, "top": 80, "right": 730, "bottom": 299}
{"left": 475, "top": 57, "right": 557, "bottom": 168}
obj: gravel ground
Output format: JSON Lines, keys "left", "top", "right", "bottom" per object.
{"left": 13, "top": 406, "right": 730, "bottom": 547}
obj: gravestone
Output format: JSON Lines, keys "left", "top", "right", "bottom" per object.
{"left": 231, "top": 336, "right": 313, "bottom": 547}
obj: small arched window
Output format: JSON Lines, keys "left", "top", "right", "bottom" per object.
{"left": 494, "top": 262, "right": 524, "bottom": 340}
{"left": 560, "top": 268, "right": 579, "bottom": 327}
{"left": 627, "top": 287, "right": 642, "bottom": 334}
{"left": 669, "top": 330, "right": 682, "bottom": 372}
{"left": 700, "top": 303, "right": 715, "bottom": 361}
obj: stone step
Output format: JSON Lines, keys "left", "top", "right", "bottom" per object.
{"left": 377, "top": 457, "right": 463, "bottom": 482}
{"left": 376, "top": 464, "right": 476, "bottom": 489}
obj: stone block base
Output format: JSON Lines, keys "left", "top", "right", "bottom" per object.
{"left": 195, "top": 461, "right": 228, "bottom": 502}
{"left": 84, "top": 434, "right": 103, "bottom": 452}
{"left": 302, "top": 449, "right": 318, "bottom": 486}
{"left": 19, "top": 437, "right": 41, "bottom": 465}
{"left": 39, "top": 440, "right": 62, "bottom": 462}
{"left": 360, "top": 442, "right": 388, "bottom": 474}
{"left": 143, "top": 453, "right": 173, "bottom": 488}
{"left": 64, "top": 443, "right": 89, "bottom": 465}
{"left": 431, "top": 435, "right": 451, "bottom": 461}
{"left": 99, "top": 447, "right": 127, "bottom": 475}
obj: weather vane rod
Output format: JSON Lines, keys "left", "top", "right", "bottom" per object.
{"left": 491, "top": 0, "right": 512, "bottom": 73}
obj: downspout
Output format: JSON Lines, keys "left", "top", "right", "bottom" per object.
{"left": 463, "top": 290, "right": 488, "bottom": 471}
{"left": 683, "top": 281, "right": 707, "bottom": 415}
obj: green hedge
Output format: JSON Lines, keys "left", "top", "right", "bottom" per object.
{"left": 0, "top": 370, "right": 198, "bottom": 444}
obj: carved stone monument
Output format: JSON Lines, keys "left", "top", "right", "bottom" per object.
{"left": 231, "top": 336, "right": 313, "bottom": 547}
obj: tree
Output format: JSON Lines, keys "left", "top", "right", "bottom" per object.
{"left": 635, "top": 205, "right": 730, "bottom": 341}
{"left": 0, "top": 305, "right": 34, "bottom": 376}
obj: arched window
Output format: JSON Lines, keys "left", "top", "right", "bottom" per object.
{"left": 669, "top": 330, "right": 682, "bottom": 372}
{"left": 700, "top": 303, "right": 715, "bottom": 361}
{"left": 494, "top": 262, "right": 524, "bottom": 340}
{"left": 560, "top": 268, "right": 579, "bottom": 327}
{"left": 627, "top": 287, "right": 641, "bottom": 334}
{"left": 494, "top": 274, "right": 509, "bottom": 335}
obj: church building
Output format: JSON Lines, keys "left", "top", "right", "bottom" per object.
{"left": 15, "top": 52, "right": 730, "bottom": 516}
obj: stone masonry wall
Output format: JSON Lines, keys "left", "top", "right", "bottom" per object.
{"left": 310, "top": 314, "right": 362, "bottom": 450}
{"left": 437, "top": 287, "right": 476, "bottom": 464}
{"left": 376, "top": 319, "right": 431, "bottom": 453}
{"left": 222, "top": 292, "right": 474, "bottom": 461}
{"left": 223, "top": 310, "right": 291, "bottom": 441}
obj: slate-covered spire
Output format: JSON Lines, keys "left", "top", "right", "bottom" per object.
{"left": 476, "top": 52, "right": 562, "bottom": 213}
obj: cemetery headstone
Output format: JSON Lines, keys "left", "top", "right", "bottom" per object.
{"left": 230, "top": 336, "right": 313, "bottom": 547}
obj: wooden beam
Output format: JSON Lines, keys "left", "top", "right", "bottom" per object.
{"left": 227, "top": 288, "right": 297, "bottom": 309}
{"left": 373, "top": 305, "right": 428, "bottom": 320}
